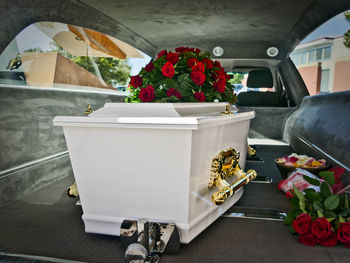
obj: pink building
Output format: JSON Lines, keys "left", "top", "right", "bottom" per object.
{"left": 290, "top": 36, "right": 350, "bottom": 94}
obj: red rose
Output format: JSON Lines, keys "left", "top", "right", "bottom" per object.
{"left": 292, "top": 213, "right": 312, "bottom": 235}
{"left": 157, "top": 50, "right": 167, "bottom": 58}
{"left": 166, "top": 52, "right": 179, "bottom": 65}
{"left": 194, "top": 91, "right": 205, "bottom": 102}
{"left": 194, "top": 48, "right": 201, "bottom": 53}
{"left": 130, "top": 75, "right": 143, "bottom": 88}
{"left": 175, "top": 47, "right": 186, "bottom": 53}
{"left": 329, "top": 167, "right": 344, "bottom": 183}
{"left": 187, "top": 58, "right": 198, "bottom": 68}
{"left": 191, "top": 72, "right": 206, "bottom": 86}
{"left": 331, "top": 182, "right": 344, "bottom": 194}
{"left": 311, "top": 217, "right": 332, "bottom": 239}
{"left": 139, "top": 85, "right": 154, "bottom": 102}
{"left": 201, "top": 59, "right": 213, "bottom": 70}
{"left": 144, "top": 62, "right": 154, "bottom": 72}
{"left": 192, "top": 62, "right": 205, "bottom": 73}
{"left": 337, "top": 222, "right": 350, "bottom": 248}
{"left": 213, "top": 77, "right": 226, "bottom": 93}
{"left": 298, "top": 233, "right": 316, "bottom": 246}
{"left": 162, "top": 61, "right": 175, "bottom": 78}
{"left": 213, "top": 60, "right": 222, "bottom": 68}
{"left": 166, "top": 88, "right": 182, "bottom": 100}
{"left": 317, "top": 231, "right": 338, "bottom": 247}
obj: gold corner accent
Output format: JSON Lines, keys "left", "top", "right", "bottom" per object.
{"left": 247, "top": 145, "right": 256, "bottom": 157}
{"left": 85, "top": 104, "right": 94, "bottom": 115}
{"left": 220, "top": 105, "right": 234, "bottom": 115}
{"left": 67, "top": 181, "right": 79, "bottom": 198}
{"left": 208, "top": 148, "right": 257, "bottom": 205}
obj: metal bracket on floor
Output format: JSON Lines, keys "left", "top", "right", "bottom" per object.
{"left": 121, "top": 219, "right": 180, "bottom": 263}
{"left": 251, "top": 176, "right": 273, "bottom": 183}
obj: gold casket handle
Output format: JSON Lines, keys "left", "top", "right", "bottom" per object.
{"left": 208, "top": 148, "right": 257, "bottom": 205}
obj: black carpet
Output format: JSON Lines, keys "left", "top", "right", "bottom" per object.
{"left": 0, "top": 145, "right": 349, "bottom": 263}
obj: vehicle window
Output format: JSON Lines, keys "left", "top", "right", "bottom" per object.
{"left": 290, "top": 10, "right": 350, "bottom": 95}
{"left": 0, "top": 22, "right": 151, "bottom": 92}
{"left": 228, "top": 70, "right": 274, "bottom": 95}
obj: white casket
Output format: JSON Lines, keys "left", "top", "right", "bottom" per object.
{"left": 53, "top": 102, "right": 255, "bottom": 243}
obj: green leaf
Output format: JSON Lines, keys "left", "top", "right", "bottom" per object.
{"left": 289, "top": 225, "right": 296, "bottom": 234}
{"left": 345, "top": 193, "right": 349, "bottom": 209}
{"left": 339, "top": 215, "right": 346, "bottom": 223}
{"left": 304, "top": 188, "right": 321, "bottom": 201}
{"left": 320, "top": 182, "right": 332, "bottom": 198}
{"left": 319, "top": 171, "right": 335, "bottom": 186}
{"left": 299, "top": 200, "right": 306, "bottom": 212}
{"left": 290, "top": 197, "right": 300, "bottom": 208}
{"left": 293, "top": 185, "right": 304, "bottom": 201}
{"left": 324, "top": 195, "right": 340, "bottom": 211}
{"left": 324, "top": 210, "right": 337, "bottom": 219}
{"left": 284, "top": 209, "right": 299, "bottom": 225}
{"left": 340, "top": 208, "right": 350, "bottom": 217}
{"left": 303, "top": 175, "right": 320, "bottom": 186}
{"left": 317, "top": 210, "right": 324, "bottom": 218}
{"left": 313, "top": 200, "right": 324, "bottom": 212}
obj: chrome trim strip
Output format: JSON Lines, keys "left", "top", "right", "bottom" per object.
{"left": 294, "top": 135, "right": 350, "bottom": 174}
{"left": 0, "top": 252, "right": 86, "bottom": 263}
{"left": 0, "top": 151, "right": 69, "bottom": 179}
{"left": 222, "top": 206, "right": 286, "bottom": 221}
{"left": 0, "top": 83, "right": 127, "bottom": 96}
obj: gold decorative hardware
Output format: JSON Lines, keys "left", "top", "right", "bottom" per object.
{"left": 247, "top": 145, "right": 256, "bottom": 157}
{"left": 85, "top": 104, "right": 94, "bottom": 115}
{"left": 208, "top": 148, "right": 257, "bottom": 205}
{"left": 67, "top": 181, "right": 79, "bottom": 198}
{"left": 220, "top": 105, "right": 234, "bottom": 115}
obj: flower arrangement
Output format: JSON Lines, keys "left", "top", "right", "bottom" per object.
{"left": 284, "top": 167, "right": 350, "bottom": 247}
{"left": 276, "top": 153, "right": 327, "bottom": 168}
{"left": 126, "top": 47, "right": 237, "bottom": 103}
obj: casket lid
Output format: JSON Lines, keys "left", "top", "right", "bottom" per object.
{"left": 53, "top": 103, "right": 254, "bottom": 130}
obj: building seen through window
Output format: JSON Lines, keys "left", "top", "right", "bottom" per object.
{"left": 0, "top": 22, "right": 150, "bottom": 92}
{"left": 290, "top": 11, "right": 350, "bottom": 95}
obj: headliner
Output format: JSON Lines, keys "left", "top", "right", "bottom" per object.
{"left": 1, "top": 0, "right": 349, "bottom": 60}
{"left": 80, "top": 0, "right": 350, "bottom": 59}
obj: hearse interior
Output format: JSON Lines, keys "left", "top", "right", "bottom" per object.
{"left": 0, "top": 0, "right": 350, "bottom": 262}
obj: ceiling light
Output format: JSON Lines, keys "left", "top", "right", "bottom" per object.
{"left": 267, "top": 47, "right": 279, "bottom": 57}
{"left": 213, "top": 46, "right": 224, "bottom": 57}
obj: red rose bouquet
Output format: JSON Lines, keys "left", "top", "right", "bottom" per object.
{"left": 126, "top": 47, "right": 236, "bottom": 103}
{"left": 284, "top": 168, "right": 350, "bottom": 248}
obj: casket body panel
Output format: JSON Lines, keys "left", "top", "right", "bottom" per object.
{"left": 54, "top": 103, "right": 254, "bottom": 243}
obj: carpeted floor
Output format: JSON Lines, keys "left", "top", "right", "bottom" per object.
{"left": 0, "top": 145, "right": 349, "bottom": 263}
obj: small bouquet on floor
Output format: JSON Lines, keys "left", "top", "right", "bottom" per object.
{"left": 284, "top": 167, "right": 350, "bottom": 247}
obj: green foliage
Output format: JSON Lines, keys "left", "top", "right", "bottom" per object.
{"left": 344, "top": 11, "right": 350, "bottom": 49}
{"left": 319, "top": 171, "right": 335, "bottom": 186}
{"left": 320, "top": 182, "right": 332, "bottom": 198}
{"left": 303, "top": 175, "right": 320, "bottom": 186}
{"left": 229, "top": 73, "right": 244, "bottom": 84}
{"left": 71, "top": 56, "right": 131, "bottom": 86}
{"left": 285, "top": 170, "right": 350, "bottom": 230}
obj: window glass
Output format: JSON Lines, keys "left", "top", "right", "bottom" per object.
{"left": 323, "top": 46, "right": 331, "bottom": 60}
{"left": 0, "top": 22, "right": 151, "bottom": 92}
{"left": 308, "top": 50, "right": 316, "bottom": 63}
{"left": 316, "top": 48, "right": 323, "bottom": 60}
{"left": 289, "top": 10, "right": 350, "bottom": 94}
{"left": 320, "top": 69, "right": 330, "bottom": 92}
{"left": 301, "top": 52, "right": 307, "bottom": 64}
{"left": 228, "top": 69, "right": 274, "bottom": 94}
